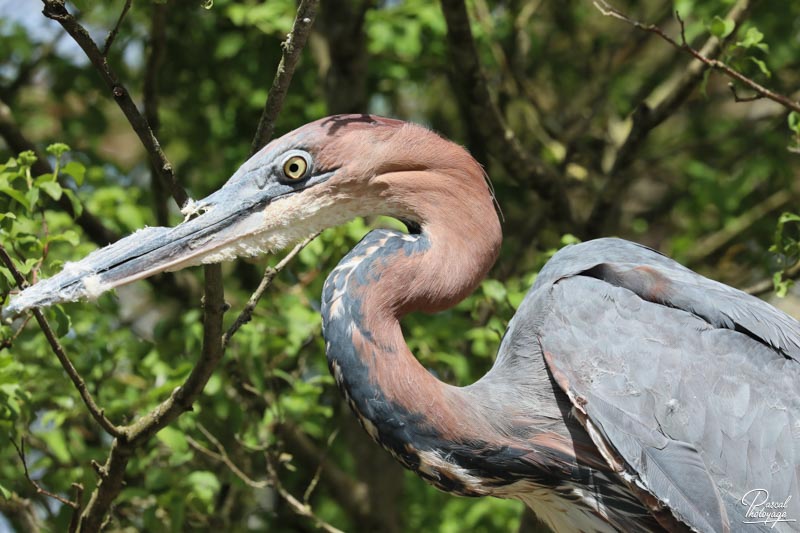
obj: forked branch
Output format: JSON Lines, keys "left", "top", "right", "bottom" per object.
{"left": 592, "top": 0, "right": 800, "bottom": 114}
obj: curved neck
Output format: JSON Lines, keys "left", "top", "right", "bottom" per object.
{"left": 320, "top": 167, "right": 504, "bottom": 493}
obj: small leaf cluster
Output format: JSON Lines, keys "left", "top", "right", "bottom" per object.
{"left": 770, "top": 212, "right": 800, "bottom": 297}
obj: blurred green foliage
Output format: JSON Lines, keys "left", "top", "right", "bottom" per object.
{"left": 0, "top": 0, "right": 798, "bottom": 531}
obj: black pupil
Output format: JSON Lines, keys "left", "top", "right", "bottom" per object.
{"left": 289, "top": 162, "right": 300, "bottom": 174}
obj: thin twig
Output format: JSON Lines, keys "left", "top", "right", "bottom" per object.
{"left": 223, "top": 234, "right": 319, "bottom": 347}
{"left": 585, "top": 0, "right": 754, "bottom": 236}
{"left": 0, "top": 245, "right": 123, "bottom": 438}
{"left": 265, "top": 452, "right": 346, "bottom": 533}
{"left": 685, "top": 188, "right": 792, "bottom": 266}
{"left": 251, "top": 0, "right": 320, "bottom": 155}
{"left": 41, "top": 0, "right": 188, "bottom": 208}
{"left": 593, "top": 1, "right": 800, "bottom": 114}
{"left": 11, "top": 438, "right": 80, "bottom": 510}
{"left": 0, "top": 314, "right": 32, "bottom": 350}
{"left": 303, "top": 429, "right": 339, "bottom": 504}
{"left": 68, "top": 483, "right": 84, "bottom": 533}
{"left": 101, "top": 0, "right": 132, "bottom": 57}
{"left": 728, "top": 82, "right": 764, "bottom": 103}
{"left": 187, "top": 424, "right": 269, "bottom": 489}
{"left": 745, "top": 261, "right": 800, "bottom": 296}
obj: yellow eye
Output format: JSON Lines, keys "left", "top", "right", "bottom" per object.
{"left": 283, "top": 155, "right": 308, "bottom": 180}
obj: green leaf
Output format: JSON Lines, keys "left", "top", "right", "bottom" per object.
{"left": 157, "top": 426, "right": 189, "bottom": 454}
{"left": 749, "top": 57, "right": 771, "bottom": 78}
{"left": 46, "top": 143, "right": 70, "bottom": 158}
{"left": 185, "top": 471, "right": 220, "bottom": 508}
{"left": 34, "top": 173, "right": 56, "bottom": 184}
{"left": 0, "top": 187, "right": 30, "bottom": 210}
{"left": 47, "top": 230, "right": 80, "bottom": 246}
{"left": 481, "top": 279, "right": 506, "bottom": 302}
{"left": 774, "top": 272, "right": 793, "bottom": 298}
{"left": 779, "top": 212, "right": 800, "bottom": 224}
{"left": 39, "top": 181, "right": 63, "bottom": 201}
{"left": 25, "top": 187, "right": 39, "bottom": 210}
{"left": 709, "top": 16, "right": 734, "bottom": 39}
{"left": 41, "top": 429, "right": 71, "bottom": 463}
{"left": 62, "top": 161, "right": 86, "bottom": 186}
{"left": 789, "top": 112, "right": 800, "bottom": 134}
{"left": 0, "top": 482, "right": 10, "bottom": 499}
{"left": 63, "top": 189, "right": 83, "bottom": 218}
{"left": 52, "top": 305, "right": 71, "bottom": 337}
{"left": 737, "top": 26, "right": 765, "bottom": 49}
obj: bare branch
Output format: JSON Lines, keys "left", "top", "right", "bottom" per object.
{"left": 187, "top": 424, "right": 269, "bottom": 489}
{"left": 303, "top": 429, "right": 339, "bottom": 504}
{"left": 77, "top": 264, "right": 226, "bottom": 531}
{"left": 11, "top": 438, "right": 80, "bottom": 510}
{"left": 440, "top": 0, "right": 572, "bottom": 224}
{"left": 223, "top": 234, "right": 319, "bottom": 347}
{"left": 41, "top": 0, "right": 189, "bottom": 209}
{"left": 745, "top": 261, "right": 800, "bottom": 297}
{"left": 685, "top": 189, "right": 792, "bottom": 266}
{"left": 0, "top": 245, "right": 123, "bottom": 438}
{"left": 585, "top": 0, "right": 754, "bottom": 236}
{"left": 594, "top": 1, "right": 800, "bottom": 115}
{"left": 76, "top": 439, "right": 133, "bottom": 532}
{"left": 728, "top": 82, "right": 764, "bottom": 103}
{"left": 101, "top": 0, "right": 132, "bottom": 57}
{"left": 265, "top": 452, "right": 346, "bottom": 533}
{"left": 251, "top": 0, "right": 320, "bottom": 155}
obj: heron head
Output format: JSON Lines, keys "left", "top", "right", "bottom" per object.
{"left": 4, "top": 114, "right": 494, "bottom": 317}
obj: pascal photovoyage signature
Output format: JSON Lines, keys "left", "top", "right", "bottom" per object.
{"left": 741, "top": 489, "right": 797, "bottom": 528}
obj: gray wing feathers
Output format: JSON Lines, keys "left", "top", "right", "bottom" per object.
{"left": 533, "top": 268, "right": 800, "bottom": 532}
{"left": 534, "top": 238, "right": 800, "bottom": 360}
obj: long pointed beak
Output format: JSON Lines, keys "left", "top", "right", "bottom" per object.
{"left": 3, "top": 161, "right": 302, "bottom": 319}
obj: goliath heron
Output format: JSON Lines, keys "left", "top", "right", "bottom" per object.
{"left": 5, "top": 115, "right": 800, "bottom": 532}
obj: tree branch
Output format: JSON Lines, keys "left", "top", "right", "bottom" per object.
{"left": 594, "top": 0, "right": 800, "bottom": 114}
{"left": 187, "top": 424, "right": 269, "bottom": 489}
{"left": 745, "top": 261, "right": 800, "bottom": 297}
{"left": 251, "top": 0, "right": 320, "bottom": 155}
{"left": 265, "top": 452, "right": 346, "bottom": 533}
{"left": 223, "top": 234, "right": 318, "bottom": 348}
{"left": 0, "top": 245, "right": 123, "bottom": 438}
{"left": 28, "top": 0, "right": 320, "bottom": 528}
{"left": 41, "top": 0, "right": 189, "bottom": 209}
{"left": 101, "top": 0, "right": 132, "bottom": 57}
{"left": 585, "top": 0, "right": 754, "bottom": 236}
{"left": 440, "top": 0, "right": 572, "bottom": 224}
{"left": 684, "top": 188, "right": 792, "bottom": 266}
{"left": 11, "top": 438, "right": 82, "bottom": 514}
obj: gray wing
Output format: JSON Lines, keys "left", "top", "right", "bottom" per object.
{"left": 528, "top": 238, "right": 800, "bottom": 532}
